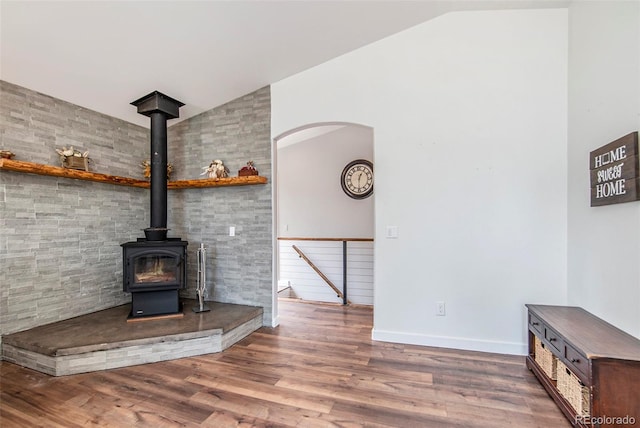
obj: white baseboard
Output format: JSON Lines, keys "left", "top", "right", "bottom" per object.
{"left": 371, "top": 328, "right": 527, "bottom": 356}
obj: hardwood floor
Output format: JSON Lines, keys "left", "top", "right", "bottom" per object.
{"left": 0, "top": 299, "right": 570, "bottom": 427}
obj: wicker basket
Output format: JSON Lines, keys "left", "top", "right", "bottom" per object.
{"left": 62, "top": 156, "right": 89, "bottom": 171}
{"left": 557, "top": 359, "right": 590, "bottom": 417}
{"left": 534, "top": 335, "right": 557, "bottom": 380}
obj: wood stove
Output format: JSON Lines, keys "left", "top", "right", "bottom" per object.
{"left": 122, "top": 239, "right": 187, "bottom": 317}
{"left": 121, "top": 91, "right": 188, "bottom": 318}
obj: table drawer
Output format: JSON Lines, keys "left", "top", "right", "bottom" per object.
{"left": 529, "top": 313, "right": 544, "bottom": 336}
{"left": 565, "top": 343, "right": 589, "bottom": 384}
{"left": 545, "top": 327, "right": 564, "bottom": 354}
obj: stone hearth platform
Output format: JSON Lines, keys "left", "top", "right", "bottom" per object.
{"left": 1, "top": 299, "right": 263, "bottom": 376}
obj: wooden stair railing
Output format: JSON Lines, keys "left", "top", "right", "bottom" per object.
{"left": 291, "top": 245, "right": 351, "bottom": 305}
{"left": 280, "top": 237, "right": 373, "bottom": 305}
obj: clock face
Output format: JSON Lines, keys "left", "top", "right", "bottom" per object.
{"left": 341, "top": 159, "right": 373, "bottom": 199}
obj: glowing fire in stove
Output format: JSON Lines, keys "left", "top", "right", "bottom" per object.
{"left": 134, "top": 256, "right": 177, "bottom": 283}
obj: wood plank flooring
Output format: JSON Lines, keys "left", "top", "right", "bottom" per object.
{"left": 0, "top": 300, "right": 570, "bottom": 427}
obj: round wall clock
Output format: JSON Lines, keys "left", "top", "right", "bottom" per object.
{"left": 341, "top": 159, "right": 374, "bottom": 199}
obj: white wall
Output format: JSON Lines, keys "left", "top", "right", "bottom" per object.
{"left": 272, "top": 8, "right": 568, "bottom": 355}
{"left": 277, "top": 125, "right": 374, "bottom": 238}
{"left": 567, "top": 1, "right": 640, "bottom": 338}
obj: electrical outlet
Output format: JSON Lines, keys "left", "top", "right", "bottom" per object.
{"left": 436, "top": 301, "right": 446, "bottom": 316}
{"left": 229, "top": 226, "right": 235, "bottom": 236}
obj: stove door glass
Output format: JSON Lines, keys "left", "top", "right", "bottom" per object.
{"left": 134, "top": 254, "right": 178, "bottom": 284}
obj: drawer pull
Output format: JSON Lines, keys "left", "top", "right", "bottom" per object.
{"left": 532, "top": 322, "right": 539, "bottom": 326}
{"left": 571, "top": 358, "right": 580, "bottom": 363}
{"left": 549, "top": 337, "right": 557, "bottom": 342}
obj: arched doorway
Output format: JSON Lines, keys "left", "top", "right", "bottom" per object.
{"left": 272, "top": 122, "right": 374, "bottom": 319}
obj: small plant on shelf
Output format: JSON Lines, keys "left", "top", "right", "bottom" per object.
{"left": 55, "top": 146, "right": 90, "bottom": 171}
{"left": 238, "top": 161, "right": 258, "bottom": 176}
{"left": 140, "top": 160, "right": 174, "bottom": 180}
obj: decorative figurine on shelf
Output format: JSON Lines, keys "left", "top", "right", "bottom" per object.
{"left": 140, "top": 160, "right": 173, "bottom": 180}
{"left": 0, "top": 150, "right": 15, "bottom": 159}
{"left": 55, "top": 146, "right": 90, "bottom": 171}
{"left": 201, "top": 159, "right": 229, "bottom": 179}
{"left": 238, "top": 160, "right": 258, "bottom": 176}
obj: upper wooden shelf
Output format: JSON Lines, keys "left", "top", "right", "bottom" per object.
{"left": 167, "top": 174, "right": 267, "bottom": 189}
{"left": 0, "top": 159, "right": 267, "bottom": 189}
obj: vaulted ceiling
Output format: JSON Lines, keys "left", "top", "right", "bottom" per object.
{"left": 1, "top": 1, "right": 566, "bottom": 128}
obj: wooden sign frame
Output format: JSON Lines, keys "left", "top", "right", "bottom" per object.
{"left": 590, "top": 132, "right": 640, "bottom": 207}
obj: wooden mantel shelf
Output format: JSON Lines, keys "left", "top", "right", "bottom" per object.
{"left": 0, "top": 159, "right": 149, "bottom": 188}
{"left": 0, "top": 159, "right": 267, "bottom": 189}
{"left": 168, "top": 175, "right": 267, "bottom": 189}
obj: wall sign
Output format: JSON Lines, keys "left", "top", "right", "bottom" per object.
{"left": 590, "top": 132, "right": 640, "bottom": 207}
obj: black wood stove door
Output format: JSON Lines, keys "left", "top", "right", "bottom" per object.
{"left": 122, "top": 241, "right": 187, "bottom": 293}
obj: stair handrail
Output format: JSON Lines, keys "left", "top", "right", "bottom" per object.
{"left": 278, "top": 237, "right": 373, "bottom": 305}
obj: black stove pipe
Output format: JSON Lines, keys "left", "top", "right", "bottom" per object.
{"left": 131, "top": 91, "right": 184, "bottom": 241}
{"left": 150, "top": 111, "right": 168, "bottom": 232}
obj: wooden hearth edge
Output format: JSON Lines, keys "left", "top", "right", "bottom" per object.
{"left": 126, "top": 312, "right": 185, "bottom": 323}
{"left": 0, "top": 159, "right": 267, "bottom": 189}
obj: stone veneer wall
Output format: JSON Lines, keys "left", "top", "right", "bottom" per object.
{"left": 0, "top": 81, "right": 274, "bottom": 351}
{"left": 167, "top": 87, "right": 273, "bottom": 326}
{"left": 0, "top": 81, "right": 150, "bottom": 348}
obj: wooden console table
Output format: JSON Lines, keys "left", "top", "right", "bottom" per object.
{"left": 526, "top": 304, "right": 640, "bottom": 427}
